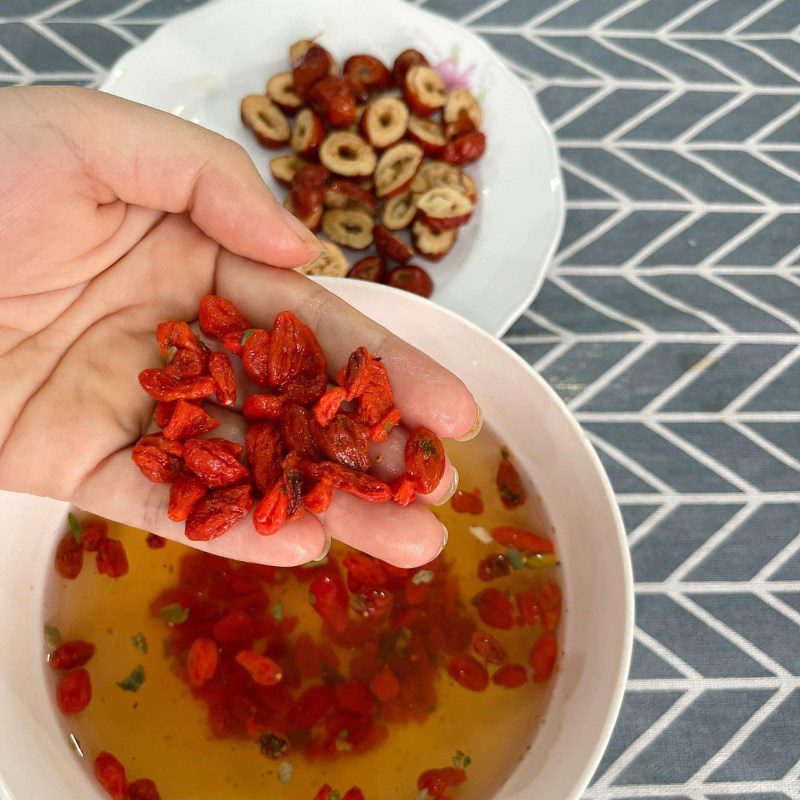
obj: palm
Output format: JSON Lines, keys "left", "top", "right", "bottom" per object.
{"left": 0, "top": 86, "right": 478, "bottom": 568}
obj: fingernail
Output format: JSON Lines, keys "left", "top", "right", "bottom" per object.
{"left": 435, "top": 524, "right": 449, "bottom": 557}
{"left": 434, "top": 467, "right": 459, "bottom": 506}
{"left": 315, "top": 534, "right": 332, "bottom": 562}
{"left": 278, "top": 204, "right": 325, "bottom": 254}
{"left": 456, "top": 404, "right": 483, "bottom": 442}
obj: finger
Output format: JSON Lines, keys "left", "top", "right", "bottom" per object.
{"left": 215, "top": 253, "right": 481, "bottom": 440}
{"left": 73, "top": 450, "right": 328, "bottom": 567}
{"left": 26, "top": 86, "right": 321, "bottom": 267}
{"left": 317, "top": 493, "right": 447, "bottom": 568}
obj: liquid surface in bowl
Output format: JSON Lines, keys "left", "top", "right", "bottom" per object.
{"left": 45, "top": 433, "right": 560, "bottom": 800}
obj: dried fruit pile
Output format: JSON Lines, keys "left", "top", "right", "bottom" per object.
{"left": 240, "top": 42, "right": 487, "bottom": 297}
{"left": 130, "top": 295, "right": 446, "bottom": 541}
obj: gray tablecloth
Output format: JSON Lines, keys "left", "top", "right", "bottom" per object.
{"left": 2, "top": 0, "right": 799, "bottom": 798}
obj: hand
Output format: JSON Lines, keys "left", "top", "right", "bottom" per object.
{"left": 0, "top": 87, "right": 480, "bottom": 568}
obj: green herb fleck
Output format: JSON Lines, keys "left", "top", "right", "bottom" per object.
{"left": 271, "top": 602, "right": 284, "bottom": 622}
{"left": 131, "top": 633, "right": 149, "bottom": 655}
{"left": 240, "top": 329, "right": 257, "bottom": 346}
{"left": 116, "top": 665, "right": 146, "bottom": 693}
{"left": 309, "top": 592, "right": 317, "bottom": 606}
{"left": 277, "top": 761, "right": 293, "bottom": 785}
{"left": 67, "top": 513, "right": 81, "bottom": 545}
{"left": 453, "top": 749, "right": 472, "bottom": 769}
{"left": 330, "top": 792, "right": 341, "bottom": 800}
{"left": 416, "top": 791, "right": 430, "bottom": 800}
{"left": 335, "top": 729, "right": 352, "bottom": 753}
{"left": 411, "top": 569, "right": 434, "bottom": 585}
{"left": 507, "top": 547, "right": 526, "bottom": 571}
{"left": 44, "top": 625, "right": 61, "bottom": 649}
{"left": 158, "top": 603, "right": 189, "bottom": 624}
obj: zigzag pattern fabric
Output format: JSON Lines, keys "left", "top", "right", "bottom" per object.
{"left": 1, "top": 0, "right": 799, "bottom": 797}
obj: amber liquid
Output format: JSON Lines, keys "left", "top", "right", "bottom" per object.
{"left": 46, "top": 433, "right": 559, "bottom": 800}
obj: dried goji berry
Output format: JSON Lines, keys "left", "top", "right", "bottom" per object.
{"left": 279, "top": 403, "right": 321, "bottom": 461}
{"left": 138, "top": 368, "right": 215, "bottom": 402}
{"left": 221, "top": 330, "right": 245, "bottom": 355}
{"left": 213, "top": 609, "right": 254, "bottom": 642}
{"left": 369, "top": 406, "right": 402, "bottom": 442}
{"left": 310, "top": 462, "right": 392, "bottom": 503}
{"left": 246, "top": 421, "right": 283, "bottom": 494}
{"left": 57, "top": 668, "right": 92, "bottom": 714}
{"left": 156, "top": 320, "right": 203, "bottom": 355}
{"left": 417, "top": 767, "right": 467, "bottom": 795}
{"left": 447, "top": 653, "right": 489, "bottom": 691}
{"left": 356, "top": 360, "right": 395, "bottom": 426}
{"left": 185, "top": 483, "right": 253, "bottom": 541}
{"left": 391, "top": 474, "right": 417, "bottom": 507}
{"left": 313, "top": 786, "right": 334, "bottom": 800}
{"left": 471, "top": 631, "right": 509, "bottom": 665}
{"left": 496, "top": 456, "right": 526, "bottom": 509}
{"left": 516, "top": 589, "right": 540, "bottom": 626}
{"left": 312, "top": 414, "right": 370, "bottom": 472}
{"left": 128, "top": 779, "right": 162, "bottom": 800}
{"left": 50, "top": 640, "right": 96, "bottom": 670}
{"left": 477, "top": 553, "right": 511, "bottom": 581}
{"left": 405, "top": 426, "right": 446, "bottom": 494}
{"left": 475, "top": 588, "right": 514, "bottom": 630}
{"left": 132, "top": 434, "right": 184, "bottom": 483}
{"left": 539, "top": 583, "right": 562, "bottom": 630}
{"left": 451, "top": 488, "right": 483, "bottom": 514}
{"left": 491, "top": 526, "right": 553, "bottom": 554}
{"left": 369, "top": 667, "right": 400, "bottom": 701}
{"left": 154, "top": 400, "right": 176, "bottom": 428}
{"left": 530, "top": 631, "right": 558, "bottom": 683}
{"left": 183, "top": 438, "right": 249, "bottom": 487}
{"left": 282, "top": 348, "right": 328, "bottom": 406}
{"left": 187, "top": 638, "right": 218, "bottom": 686}
{"left": 294, "top": 633, "right": 324, "bottom": 678}
{"left": 97, "top": 538, "right": 129, "bottom": 578}
{"left": 304, "top": 478, "right": 334, "bottom": 513}
{"left": 242, "top": 328, "right": 271, "bottom": 387}
{"left": 81, "top": 521, "right": 108, "bottom": 552}
{"left": 243, "top": 393, "right": 286, "bottom": 421}
{"left": 342, "top": 788, "right": 366, "bottom": 800}
{"left": 164, "top": 347, "right": 208, "bottom": 380}
{"left": 343, "top": 553, "right": 386, "bottom": 586}
{"left": 94, "top": 752, "right": 126, "bottom": 800}
{"left": 268, "top": 311, "right": 306, "bottom": 387}
{"left": 162, "top": 399, "right": 219, "bottom": 441}
{"left": 168, "top": 473, "right": 207, "bottom": 522}
{"left": 199, "top": 295, "right": 251, "bottom": 340}
{"left": 313, "top": 386, "right": 347, "bottom": 426}
{"left": 253, "top": 482, "right": 289, "bottom": 536}
{"left": 310, "top": 574, "right": 349, "bottom": 633}
{"left": 235, "top": 650, "right": 283, "bottom": 686}
{"left": 146, "top": 533, "right": 166, "bottom": 549}
{"left": 493, "top": 663, "right": 528, "bottom": 688}
{"left": 209, "top": 351, "right": 236, "bottom": 406}
{"left": 335, "top": 679, "right": 376, "bottom": 717}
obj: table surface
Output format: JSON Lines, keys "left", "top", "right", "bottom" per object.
{"left": 2, "top": 0, "right": 800, "bottom": 798}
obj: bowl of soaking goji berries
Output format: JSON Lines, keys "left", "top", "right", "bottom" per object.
{"left": 0, "top": 278, "right": 630, "bottom": 800}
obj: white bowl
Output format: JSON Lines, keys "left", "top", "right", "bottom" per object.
{"left": 100, "top": 0, "right": 565, "bottom": 336}
{"left": 0, "top": 281, "right": 631, "bottom": 800}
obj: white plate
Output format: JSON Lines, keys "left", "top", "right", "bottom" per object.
{"left": 100, "top": 0, "right": 564, "bottom": 336}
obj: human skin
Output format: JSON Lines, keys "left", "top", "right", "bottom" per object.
{"left": 0, "top": 87, "right": 480, "bottom": 568}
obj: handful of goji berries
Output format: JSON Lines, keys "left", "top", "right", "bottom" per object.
{"left": 131, "top": 295, "right": 446, "bottom": 543}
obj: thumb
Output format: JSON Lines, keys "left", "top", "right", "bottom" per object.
{"left": 42, "top": 86, "right": 321, "bottom": 268}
